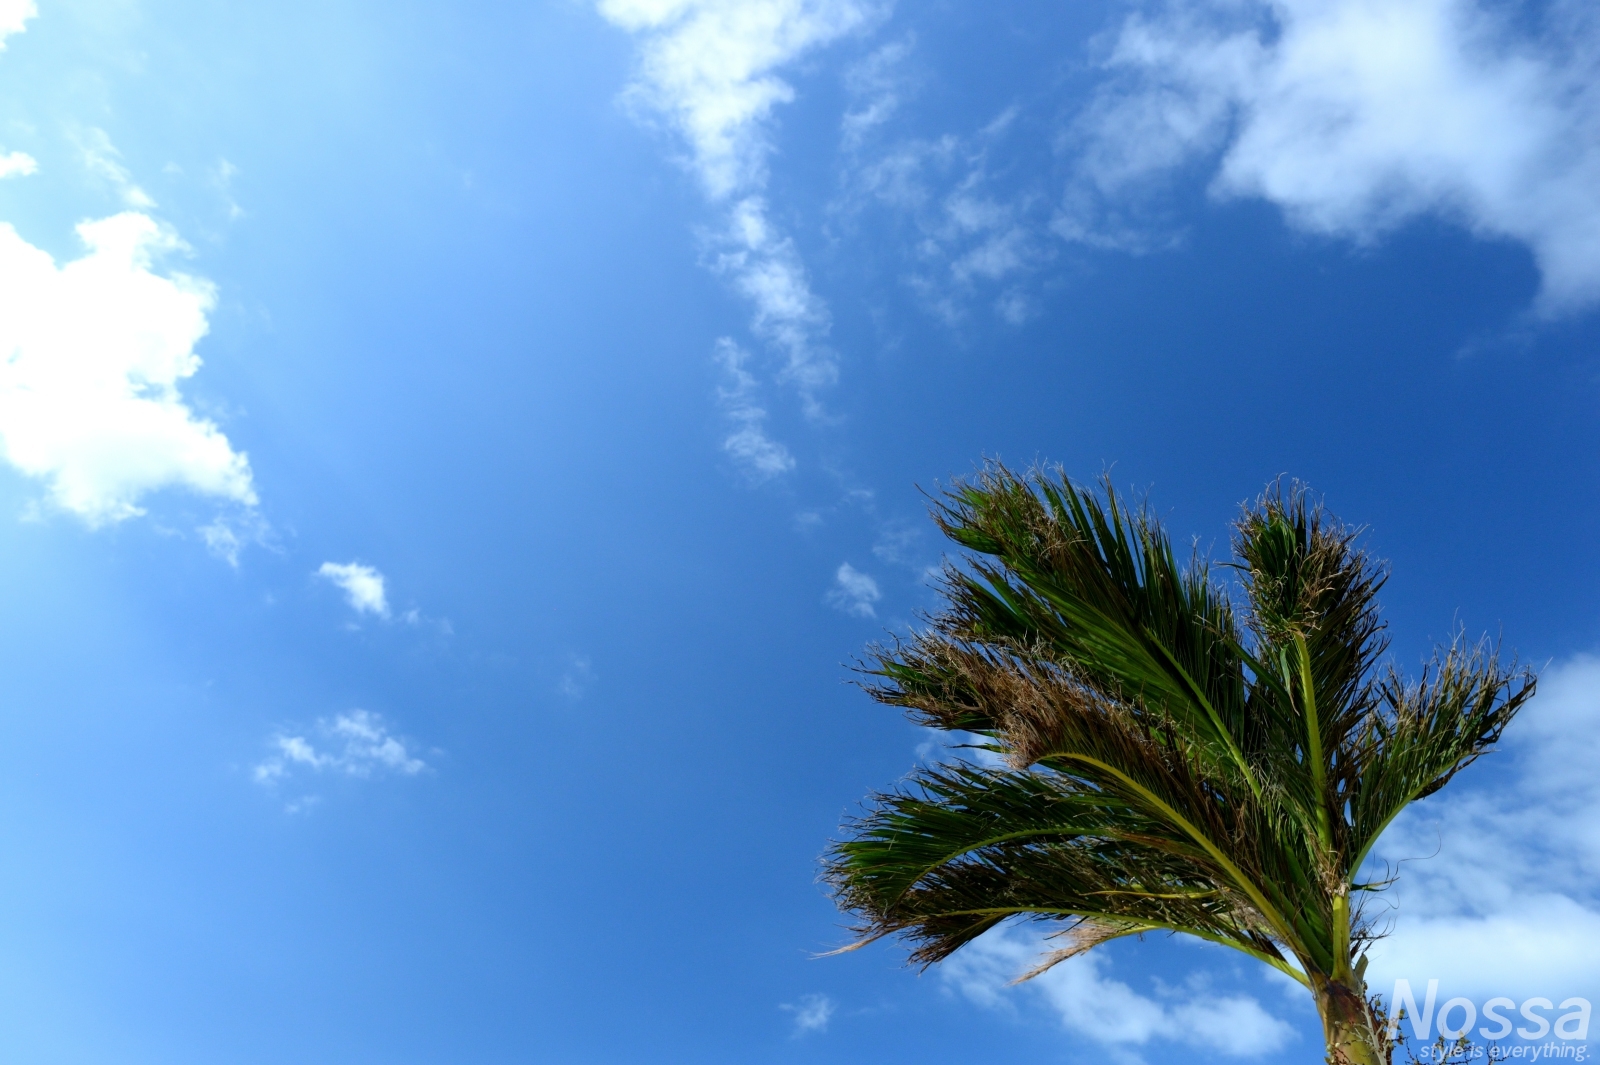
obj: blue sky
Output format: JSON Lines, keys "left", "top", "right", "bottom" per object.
{"left": 0, "top": 0, "right": 1598, "bottom": 1061}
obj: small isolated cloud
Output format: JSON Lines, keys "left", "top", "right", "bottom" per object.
{"left": 0, "top": 211, "right": 257, "bottom": 525}
{"left": 317, "top": 561, "right": 389, "bottom": 618}
{"left": 714, "top": 337, "right": 794, "bottom": 478}
{"left": 253, "top": 709, "right": 426, "bottom": 788}
{"left": 943, "top": 925, "right": 1296, "bottom": 1058}
{"left": 826, "top": 561, "right": 880, "bottom": 618}
{"left": 1066, "top": 0, "right": 1600, "bottom": 313}
{"left": 780, "top": 992, "right": 834, "bottom": 1036}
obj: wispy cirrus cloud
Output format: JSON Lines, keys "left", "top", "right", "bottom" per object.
{"left": 596, "top": 0, "right": 884, "bottom": 472}
{"left": 841, "top": 34, "right": 915, "bottom": 150}
{"left": 837, "top": 58, "right": 1054, "bottom": 326}
{"left": 76, "top": 127, "right": 156, "bottom": 210}
{"left": 714, "top": 337, "right": 794, "bottom": 479}
{"left": 253, "top": 710, "right": 427, "bottom": 806}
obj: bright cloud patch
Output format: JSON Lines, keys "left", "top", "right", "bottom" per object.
{"left": 598, "top": 0, "right": 879, "bottom": 199}
{"left": 0, "top": 150, "right": 34, "bottom": 178}
{"left": 0, "top": 213, "right": 256, "bottom": 524}
{"left": 943, "top": 925, "right": 1297, "bottom": 1057}
{"left": 0, "top": 0, "right": 32, "bottom": 46}
{"left": 317, "top": 561, "right": 390, "bottom": 618}
{"left": 253, "top": 710, "right": 426, "bottom": 786}
{"left": 1367, "top": 654, "right": 1600, "bottom": 1003}
{"left": 826, "top": 561, "right": 880, "bottom": 617}
{"left": 780, "top": 993, "right": 834, "bottom": 1036}
{"left": 1068, "top": 0, "right": 1600, "bottom": 312}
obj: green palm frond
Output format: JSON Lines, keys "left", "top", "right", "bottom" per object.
{"left": 1347, "top": 636, "right": 1533, "bottom": 870}
{"left": 825, "top": 762, "right": 1301, "bottom": 980}
{"left": 918, "top": 468, "right": 1256, "bottom": 789}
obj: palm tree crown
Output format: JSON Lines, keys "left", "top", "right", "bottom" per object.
{"left": 824, "top": 466, "right": 1533, "bottom": 1065}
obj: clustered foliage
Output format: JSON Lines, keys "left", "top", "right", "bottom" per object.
{"left": 824, "top": 465, "right": 1533, "bottom": 1014}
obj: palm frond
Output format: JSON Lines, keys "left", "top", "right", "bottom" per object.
{"left": 1347, "top": 636, "right": 1534, "bottom": 870}
{"left": 824, "top": 762, "right": 1299, "bottom": 978}
{"left": 898, "top": 466, "right": 1255, "bottom": 788}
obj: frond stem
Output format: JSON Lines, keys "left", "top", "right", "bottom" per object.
{"left": 1045, "top": 750, "right": 1304, "bottom": 958}
{"left": 1151, "top": 635, "right": 1262, "bottom": 800}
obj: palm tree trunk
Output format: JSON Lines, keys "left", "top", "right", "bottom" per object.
{"left": 1312, "top": 975, "right": 1386, "bottom": 1065}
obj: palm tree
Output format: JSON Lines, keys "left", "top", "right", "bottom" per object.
{"left": 824, "top": 465, "right": 1533, "bottom": 1065}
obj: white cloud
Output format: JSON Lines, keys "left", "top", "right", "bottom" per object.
{"left": 0, "top": 0, "right": 32, "bottom": 46}
{"left": 780, "top": 992, "right": 835, "bottom": 1035}
{"left": 0, "top": 150, "right": 34, "bottom": 178}
{"left": 1068, "top": 0, "right": 1600, "bottom": 312}
{"left": 1366, "top": 654, "right": 1600, "bottom": 1003}
{"left": 317, "top": 561, "right": 390, "bottom": 618}
{"left": 597, "top": 0, "right": 880, "bottom": 433}
{"left": 0, "top": 211, "right": 257, "bottom": 525}
{"left": 253, "top": 709, "right": 427, "bottom": 788}
{"left": 826, "top": 561, "right": 880, "bottom": 617}
{"left": 714, "top": 337, "right": 794, "bottom": 478}
{"left": 942, "top": 925, "right": 1296, "bottom": 1057}
{"left": 598, "top": 0, "right": 880, "bottom": 199}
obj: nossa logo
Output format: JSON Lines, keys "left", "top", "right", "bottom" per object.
{"left": 1389, "top": 980, "right": 1592, "bottom": 1043}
